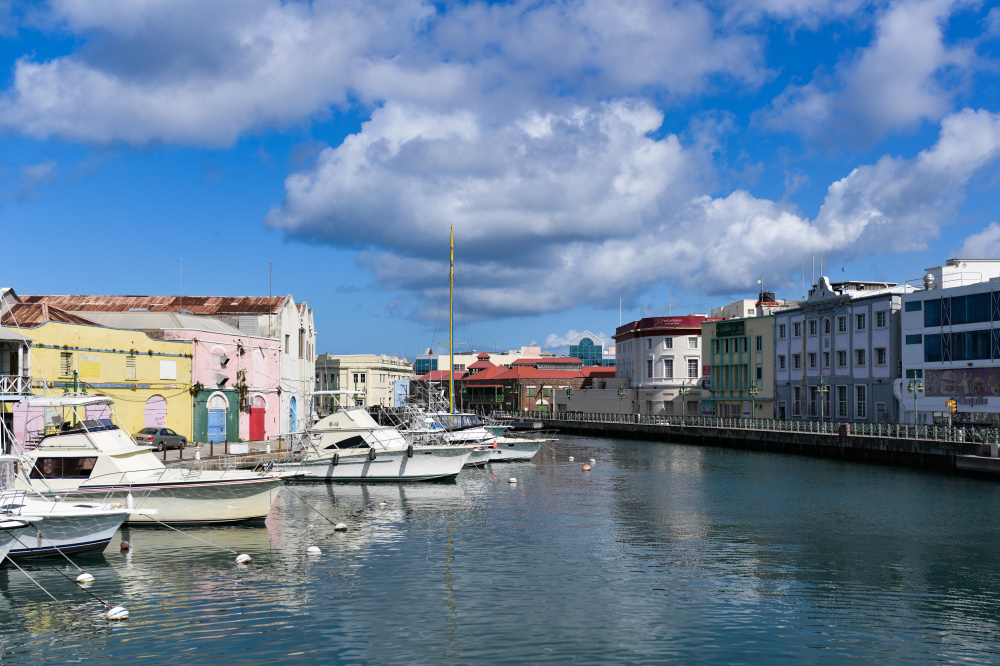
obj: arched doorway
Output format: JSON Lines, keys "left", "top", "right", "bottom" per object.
{"left": 208, "top": 393, "right": 228, "bottom": 444}
{"left": 249, "top": 395, "right": 266, "bottom": 441}
{"left": 144, "top": 395, "right": 167, "bottom": 427}
{"left": 289, "top": 396, "right": 297, "bottom": 434}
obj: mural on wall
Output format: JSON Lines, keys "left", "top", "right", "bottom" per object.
{"left": 925, "top": 368, "right": 1000, "bottom": 398}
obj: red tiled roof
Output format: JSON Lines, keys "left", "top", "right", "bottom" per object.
{"left": 490, "top": 367, "right": 588, "bottom": 380}
{"left": 1, "top": 303, "right": 101, "bottom": 327}
{"left": 582, "top": 368, "right": 616, "bottom": 377}
{"left": 477, "top": 352, "right": 490, "bottom": 359}
{"left": 23, "top": 294, "right": 287, "bottom": 315}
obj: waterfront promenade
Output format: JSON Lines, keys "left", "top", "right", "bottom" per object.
{"left": 498, "top": 411, "right": 1000, "bottom": 477}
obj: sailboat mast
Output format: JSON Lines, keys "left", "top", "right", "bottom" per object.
{"left": 449, "top": 225, "right": 455, "bottom": 414}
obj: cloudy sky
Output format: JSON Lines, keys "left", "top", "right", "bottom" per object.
{"left": 3, "top": 0, "right": 1000, "bottom": 356}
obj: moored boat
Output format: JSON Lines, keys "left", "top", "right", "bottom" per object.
{"left": 274, "top": 398, "right": 471, "bottom": 482}
{"left": 16, "top": 396, "right": 281, "bottom": 524}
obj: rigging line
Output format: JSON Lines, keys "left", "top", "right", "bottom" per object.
{"left": 1, "top": 305, "right": 50, "bottom": 397}
{"left": 278, "top": 481, "right": 340, "bottom": 524}
{"left": 142, "top": 516, "right": 240, "bottom": 555}
{"left": 453, "top": 260, "right": 475, "bottom": 355}
{"left": 6, "top": 525, "right": 111, "bottom": 606}
{"left": 1, "top": 548, "right": 60, "bottom": 603}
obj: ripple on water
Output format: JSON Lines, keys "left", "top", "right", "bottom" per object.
{"left": 3, "top": 436, "right": 1000, "bottom": 663}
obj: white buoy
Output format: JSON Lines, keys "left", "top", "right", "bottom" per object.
{"left": 509, "top": 477, "right": 517, "bottom": 484}
{"left": 106, "top": 606, "right": 129, "bottom": 621}
{"left": 589, "top": 458, "right": 596, "bottom": 463}
{"left": 568, "top": 456, "right": 574, "bottom": 461}
{"left": 126, "top": 492, "right": 134, "bottom": 510}
{"left": 378, "top": 501, "right": 388, "bottom": 508}
{"left": 235, "top": 553, "right": 252, "bottom": 564}
{"left": 306, "top": 546, "right": 322, "bottom": 555}
{"left": 76, "top": 572, "right": 95, "bottom": 584}
{"left": 334, "top": 523, "right": 348, "bottom": 532}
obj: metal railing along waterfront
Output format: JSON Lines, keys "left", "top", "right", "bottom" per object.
{"left": 492, "top": 411, "right": 1000, "bottom": 445}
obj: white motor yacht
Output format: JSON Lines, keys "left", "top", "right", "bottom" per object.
{"left": 0, "top": 455, "right": 142, "bottom": 558}
{"left": 275, "top": 398, "right": 471, "bottom": 482}
{"left": 16, "top": 396, "right": 281, "bottom": 524}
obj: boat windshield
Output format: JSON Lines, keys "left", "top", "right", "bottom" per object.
{"left": 434, "top": 414, "right": 484, "bottom": 430}
{"left": 44, "top": 419, "right": 118, "bottom": 439}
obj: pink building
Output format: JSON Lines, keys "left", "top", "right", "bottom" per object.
{"left": 162, "top": 328, "right": 281, "bottom": 443}
{"left": 70, "top": 311, "right": 283, "bottom": 443}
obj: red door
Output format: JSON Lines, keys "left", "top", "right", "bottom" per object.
{"left": 249, "top": 396, "right": 265, "bottom": 441}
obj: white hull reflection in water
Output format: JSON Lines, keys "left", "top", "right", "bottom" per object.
{"left": 7, "top": 435, "right": 1000, "bottom": 664}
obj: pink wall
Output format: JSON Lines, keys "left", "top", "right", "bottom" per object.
{"left": 162, "top": 329, "right": 282, "bottom": 441}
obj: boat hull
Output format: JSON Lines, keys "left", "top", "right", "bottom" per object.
{"left": 489, "top": 438, "right": 542, "bottom": 462}
{"left": 7, "top": 510, "right": 127, "bottom": 558}
{"left": 67, "top": 478, "right": 283, "bottom": 524}
{"left": 0, "top": 522, "right": 28, "bottom": 563}
{"left": 276, "top": 447, "right": 470, "bottom": 482}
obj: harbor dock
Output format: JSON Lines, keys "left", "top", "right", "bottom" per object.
{"left": 504, "top": 412, "right": 1000, "bottom": 477}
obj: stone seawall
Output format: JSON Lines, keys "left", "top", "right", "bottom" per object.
{"left": 543, "top": 420, "right": 1000, "bottom": 476}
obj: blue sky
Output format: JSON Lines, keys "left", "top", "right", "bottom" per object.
{"left": 2, "top": 0, "right": 1000, "bottom": 356}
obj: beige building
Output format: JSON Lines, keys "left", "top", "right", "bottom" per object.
{"left": 315, "top": 353, "right": 413, "bottom": 413}
{"left": 701, "top": 315, "right": 776, "bottom": 419}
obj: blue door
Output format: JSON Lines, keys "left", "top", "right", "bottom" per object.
{"left": 208, "top": 395, "right": 227, "bottom": 443}
{"left": 289, "top": 397, "right": 297, "bottom": 434}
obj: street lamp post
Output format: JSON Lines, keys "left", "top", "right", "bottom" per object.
{"left": 817, "top": 376, "right": 829, "bottom": 429}
{"left": 566, "top": 386, "right": 573, "bottom": 415}
{"left": 907, "top": 378, "right": 924, "bottom": 427}
{"left": 679, "top": 382, "right": 690, "bottom": 426}
{"left": 618, "top": 383, "right": 627, "bottom": 414}
{"left": 748, "top": 380, "right": 759, "bottom": 429}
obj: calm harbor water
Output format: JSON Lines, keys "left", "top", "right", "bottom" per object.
{"left": 3, "top": 435, "right": 1000, "bottom": 664}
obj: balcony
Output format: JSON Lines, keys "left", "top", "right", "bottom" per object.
{"left": 0, "top": 374, "right": 31, "bottom": 397}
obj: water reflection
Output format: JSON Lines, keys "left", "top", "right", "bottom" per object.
{"left": 4, "top": 437, "right": 1000, "bottom": 664}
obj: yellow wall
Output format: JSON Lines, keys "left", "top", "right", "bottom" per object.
{"left": 25, "top": 322, "right": 194, "bottom": 437}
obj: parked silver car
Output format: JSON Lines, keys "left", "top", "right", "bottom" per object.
{"left": 135, "top": 427, "right": 187, "bottom": 451}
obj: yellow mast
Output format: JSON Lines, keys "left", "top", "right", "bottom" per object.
{"left": 449, "top": 225, "right": 455, "bottom": 414}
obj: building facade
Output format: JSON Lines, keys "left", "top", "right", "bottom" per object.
{"left": 24, "top": 293, "right": 316, "bottom": 437}
{"left": 314, "top": 353, "right": 413, "bottom": 413}
{"left": 899, "top": 259, "right": 1000, "bottom": 425}
{"left": 701, "top": 315, "right": 776, "bottom": 419}
{"left": 8, "top": 321, "right": 194, "bottom": 443}
{"left": 568, "top": 331, "right": 615, "bottom": 367}
{"left": 774, "top": 277, "right": 907, "bottom": 423}
{"left": 613, "top": 316, "right": 707, "bottom": 416}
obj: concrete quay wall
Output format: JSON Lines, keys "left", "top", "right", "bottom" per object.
{"left": 543, "top": 420, "right": 998, "bottom": 475}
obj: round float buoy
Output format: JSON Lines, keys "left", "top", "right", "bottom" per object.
{"left": 120, "top": 541, "right": 130, "bottom": 551}
{"left": 589, "top": 458, "right": 596, "bottom": 463}
{"left": 378, "top": 501, "right": 388, "bottom": 508}
{"left": 106, "top": 606, "right": 129, "bottom": 621}
{"left": 582, "top": 464, "right": 591, "bottom": 472}
{"left": 76, "top": 572, "right": 95, "bottom": 584}
{"left": 306, "top": 546, "right": 322, "bottom": 555}
{"left": 235, "top": 553, "right": 252, "bottom": 564}
{"left": 568, "top": 456, "right": 574, "bottom": 461}
{"left": 509, "top": 477, "right": 517, "bottom": 484}
{"left": 334, "top": 523, "right": 348, "bottom": 532}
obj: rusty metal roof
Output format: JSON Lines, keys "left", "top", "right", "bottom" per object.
{"left": 23, "top": 294, "right": 287, "bottom": 315}
{"left": 1, "top": 303, "right": 101, "bottom": 327}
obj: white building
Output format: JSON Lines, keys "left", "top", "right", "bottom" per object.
{"left": 900, "top": 259, "right": 1000, "bottom": 425}
{"left": 774, "top": 277, "right": 909, "bottom": 422}
{"left": 613, "top": 315, "right": 707, "bottom": 416}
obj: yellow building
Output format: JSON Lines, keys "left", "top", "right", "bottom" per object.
{"left": 21, "top": 321, "right": 193, "bottom": 438}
